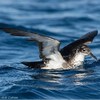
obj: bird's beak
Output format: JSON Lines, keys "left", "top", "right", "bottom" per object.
{"left": 90, "top": 52, "right": 97, "bottom": 61}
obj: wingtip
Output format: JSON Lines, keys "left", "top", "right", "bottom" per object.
{"left": 0, "top": 28, "right": 16, "bottom": 36}
{"left": 0, "top": 27, "right": 28, "bottom": 36}
{"left": 88, "top": 30, "right": 98, "bottom": 36}
{"left": 0, "top": 27, "right": 11, "bottom": 32}
{"left": 92, "top": 30, "right": 98, "bottom": 35}
{"left": 85, "top": 29, "right": 98, "bottom": 43}
{"left": 0, "top": 27, "right": 5, "bottom": 31}
{"left": 91, "top": 29, "right": 98, "bottom": 39}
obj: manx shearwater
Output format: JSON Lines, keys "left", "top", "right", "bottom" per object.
{"left": 0, "top": 28, "right": 98, "bottom": 69}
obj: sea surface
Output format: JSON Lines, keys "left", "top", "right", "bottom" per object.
{"left": 0, "top": 0, "right": 100, "bottom": 99}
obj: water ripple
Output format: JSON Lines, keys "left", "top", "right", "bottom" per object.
{"left": 0, "top": 0, "right": 100, "bottom": 99}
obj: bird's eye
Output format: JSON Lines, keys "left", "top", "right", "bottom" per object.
{"left": 82, "top": 49, "right": 86, "bottom": 51}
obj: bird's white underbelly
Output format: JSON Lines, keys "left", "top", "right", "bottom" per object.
{"left": 73, "top": 53, "right": 85, "bottom": 67}
{"left": 42, "top": 52, "right": 66, "bottom": 69}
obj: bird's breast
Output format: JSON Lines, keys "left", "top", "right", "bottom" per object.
{"left": 71, "top": 53, "right": 85, "bottom": 67}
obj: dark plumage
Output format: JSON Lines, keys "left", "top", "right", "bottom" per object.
{"left": 0, "top": 28, "right": 98, "bottom": 69}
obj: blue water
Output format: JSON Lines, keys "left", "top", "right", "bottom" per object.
{"left": 0, "top": 0, "right": 100, "bottom": 99}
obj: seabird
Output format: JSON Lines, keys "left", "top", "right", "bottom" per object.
{"left": 0, "top": 28, "right": 98, "bottom": 69}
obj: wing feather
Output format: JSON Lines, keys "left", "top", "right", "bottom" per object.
{"left": 60, "top": 30, "right": 98, "bottom": 56}
{"left": 0, "top": 28, "right": 60, "bottom": 60}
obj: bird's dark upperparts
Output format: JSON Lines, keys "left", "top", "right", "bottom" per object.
{"left": 0, "top": 28, "right": 98, "bottom": 69}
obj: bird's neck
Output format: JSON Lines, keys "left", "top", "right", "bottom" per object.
{"left": 70, "top": 52, "right": 85, "bottom": 67}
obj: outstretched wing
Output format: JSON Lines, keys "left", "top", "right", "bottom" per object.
{"left": 60, "top": 30, "right": 98, "bottom": 56}
{"left": 79, "top": 30, "right": 98, "bottom": 44}
{"left": 0, "top": 28, "right": 60, "bottom": 60}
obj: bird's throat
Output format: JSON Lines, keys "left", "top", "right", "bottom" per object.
{"left": 70, "top": 53, "right": 85, "bottom": 67}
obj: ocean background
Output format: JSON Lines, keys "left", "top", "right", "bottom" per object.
{"left": 0, "top": 0, "right": 100, "bottom": 99}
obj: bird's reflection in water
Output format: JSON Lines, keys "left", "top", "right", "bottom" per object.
{"left": 32, "top": 69, "right": 63, "bottom": 83}
{"left": 71, "top": 70, "right": 94, "bottom": 86}
{"left": 73, "top": 73, "right": 88, "bottom": 85}
{"left": 30, "top": 68, "right": 94, "bottom": 90}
